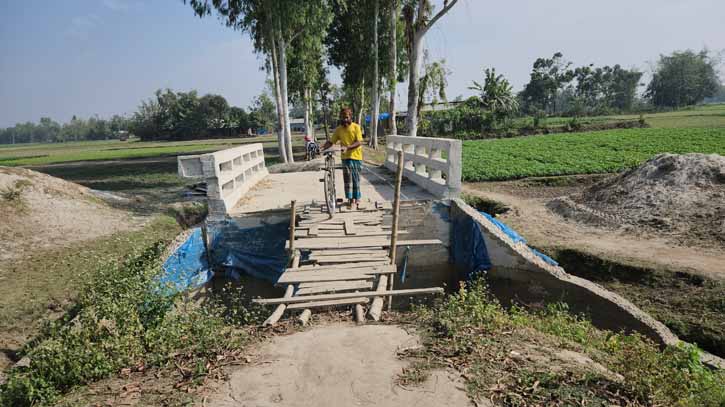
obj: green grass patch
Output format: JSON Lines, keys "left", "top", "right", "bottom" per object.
{"left": 462, "top": 127, "right": 725, "bottom": 181}
{"left": 408, "top": 280, "right": 725, "bottom": 406}
{"left": 0, "top": 227, "right": 262, "bottom": 406}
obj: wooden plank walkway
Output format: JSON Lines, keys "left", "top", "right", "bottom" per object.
{"left": 261, "top": 201, "right": 445, "bottom": 326}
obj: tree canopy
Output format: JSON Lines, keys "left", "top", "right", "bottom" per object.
{"left": 646, "top": 49, "right": 721, "bottom": 108}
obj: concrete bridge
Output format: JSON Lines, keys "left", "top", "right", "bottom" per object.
{"left": 176, "top": 135, "right": 687, "bottom": 354}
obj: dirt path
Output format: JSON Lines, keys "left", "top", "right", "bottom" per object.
{"left": 464, "top": 183, "right": 725, "bottom": 281}
{"left": 207, "top": 324, "right": 476, "bottom": 407}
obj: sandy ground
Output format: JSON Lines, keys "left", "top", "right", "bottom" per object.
{"left": 207, "top": 324, "right": 476, "bottom": 407}
{"left": 0, "top": 166, "right": 140, "bottom": 261}
{"left": 464, "top": 182, "right": 725, "bottom": 281}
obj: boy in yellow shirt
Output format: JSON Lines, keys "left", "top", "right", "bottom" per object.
{"left": 322, "top": 108, "right": 363, "bottom": 209}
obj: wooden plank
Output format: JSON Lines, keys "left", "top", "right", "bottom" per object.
{"left": 296, "top": 230, "right": 407, "bottom": 238}
{"left": 286, "top": 298, "right": 369, "bottom": 310}
{"left": 253, "top": 287, "right": 445, "bottom": 305}
{"left": 287, "top": 262, "right": 390, "bottom": 273}
{"left": 344, "top": 219, "right": 356, "bottom": 235}
{"left": 288, "top": 238, "right": 442, "bottom": 250}
{"left": 298, "top": 280, "right": 373, "bottom": 290}
{"left": 295, "top": 281, "right": 374, "bottom": 295}
{"left": 310, "top": 253, "right": 389, "bottom": 262}
{"left": 308, "top": 248, "right": 388, "bottom": 256}
{"left": 308, "top": 224, "right": 319, "bottom": 237}
{"left": 355, "top": 303, "right": 365, "bottom": 324}
{"left": 278, "top": 266, "right": 395, "bottom": 284}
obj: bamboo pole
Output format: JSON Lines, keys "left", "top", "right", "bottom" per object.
{"left": 288, "top": 200, "right": 297, "bottom": 255}
{"left": 387, "top": 150, "right": 404, "bottom": 311}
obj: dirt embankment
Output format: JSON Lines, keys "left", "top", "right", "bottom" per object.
{"left": 0, "top": 166, "right": 139, "bottom": 261}
{"left": 549, "top": 153, "right": 725, "bottom": 248}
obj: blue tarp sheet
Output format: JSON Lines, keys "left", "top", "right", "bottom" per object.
{"left": 451, "top": 210, "right": 493, "bottom": 281}
{"left": 452, "top": 208, "right": 558, "bottom": 281}
{"left": 159, "top": 228, "right": 214, "bottom": 294}
{"left": 158, "top": 219, "right": 290, "bottom": 294}
{"left": 210, "top": 220, "right": 289, "bottom": 282}
{"left": 364, "top": 112, "right": 391, "bottom": 123}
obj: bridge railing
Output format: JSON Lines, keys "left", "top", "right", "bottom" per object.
{"left": 178, "top": 143, "right": 268, "bottom": 219}
{"left": 384, "top": 135, "right": 462, "bottom": 198}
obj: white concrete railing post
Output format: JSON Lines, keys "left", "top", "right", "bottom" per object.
{"left": 384, "top": 135, "right": 461, "bottom": 198}
{"left": 178, "top": 144, "right": 268, "bottom": 219}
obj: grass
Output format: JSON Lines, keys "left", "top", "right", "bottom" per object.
{"left": 407, "top": 280, "right": 725, "bottom": 406}
{"left": 0, "top": 222, "right": 265, "bottom": 406}
{"left": 462, "top": 127, "right": 725, "bottom": 181}
{"left": 0, "top": 216, "right": 183, "bottom": 357}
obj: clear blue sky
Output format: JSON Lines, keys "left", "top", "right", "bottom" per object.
{"left": 1, "top": 0, "right": 724, "bottom": 128}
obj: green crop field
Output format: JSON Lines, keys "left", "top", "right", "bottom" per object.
{"left": 462, "top": 127, "right": 725, "bottom": 181}
{"left": 0, "top": 135, "right": 302, "bottom": 167}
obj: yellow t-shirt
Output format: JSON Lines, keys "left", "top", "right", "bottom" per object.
{"left": 331, "top": 123, "right": 363, "bottom": 160}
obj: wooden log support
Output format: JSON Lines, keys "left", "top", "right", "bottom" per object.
{"left": 295, "top": 280, "right": 373, "bottom": 295}
{"left": 388, "top": 150, "right": 404, "bottom": 311}
{"left": 287, "top": 261, "right": 390, "bottom": 272}
{"left": 278, "top": 266, "right": 394, "bottom": 284}
{"left": 355, "top": 303, "right": 365, "bottom": 324}
{"left": 263, "top": 251, "right": 299, "bottom": 326}
{"left": 263, "top": 284, "right": 294, "bottom": 326}
{"left": 298, "top": 309, "right": 312, "bottom": 325}
{"left": 368, "top": 274, "right": 388, "bottom": 321}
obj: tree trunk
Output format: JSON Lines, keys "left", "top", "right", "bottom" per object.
{"left": 277, "top": 31, "right": 295, "bottom": 162}
{"left": 389, "top": 0, "right": 398, "bottom": 136}
{"left": 357, "top": 78, "right": 366, "bottom": 125}
{"left": 405, "top": 34, "right": 424, "bottom": 137}
{"left": 370, "top": 0, "right": 380, "bottom": 149}
{"left": 304, "top": 88, "right": 312, "bottom": 139}
{"left": 270, "top": 41, "right": 288, "bottom": 163}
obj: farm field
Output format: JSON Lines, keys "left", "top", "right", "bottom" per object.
{"left": 462, "top": 127, "right": 725, "bottom": 181}
{"left": 0, "top": 135, "right": 304, "bottom": 167}
{"left": 511, "top": 103, "right": 725, "bottom": 129}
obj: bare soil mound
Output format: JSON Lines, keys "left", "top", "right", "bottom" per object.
{"left": 548, "top": 153, "right": 725, "bottom": 247}
{"left": 0, "top": 166, "right": 138, "bottom": 260}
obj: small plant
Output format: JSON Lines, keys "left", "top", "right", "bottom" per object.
{"left": 0, "top": 179, "right": 32, "bottom": 211}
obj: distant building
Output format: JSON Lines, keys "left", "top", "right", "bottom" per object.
{"left": 290, "top": 118, "right": 306, "bottom": 133}
{"left": 117, "top": 130, "right": 129, "bottom": 141}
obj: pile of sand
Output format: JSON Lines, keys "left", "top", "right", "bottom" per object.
{"left": 548, "top": 153, "right": 725, "bottom": 246}
{"left": 0, "top": 166, "right": 138, "bottom": 261}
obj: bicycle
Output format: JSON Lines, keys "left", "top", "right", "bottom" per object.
{"left": 320, "top": 148, "right": 338, "bottom": 216}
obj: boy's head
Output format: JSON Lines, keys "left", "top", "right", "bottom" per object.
{"left": 339, "top": 107, "right": 353, "bottom": 126}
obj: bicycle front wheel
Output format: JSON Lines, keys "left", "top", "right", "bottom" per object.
{"left": 324, "top": 167, "right": 336, "bottom": 216}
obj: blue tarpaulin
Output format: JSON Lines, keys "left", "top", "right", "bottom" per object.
{"left": 451, "top": 210, "right": 493, "bottom": 281}
{"left": 159, "top": 228, "right": 215, "bottom": 294}
{"left": 364, "top": 112, "right": 391, "bottom": 123}
{"left": 479, "top": 211, "right": 559, "bottom": 267}
{"left": 158, "top": 219, "right": 290, "bottom": 295}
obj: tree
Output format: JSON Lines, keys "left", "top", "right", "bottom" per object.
{"left": 468, "top": 68, "right": 518, "bottom": 127}
{"left": 402, "top": 0, "right": 458, "bottom": 137}
{"left": 388, "top": 0, "right": 400, "bottom": 136}
{"left": 646, "top": 49, "right": 721, "bottom": 108}
{"left": 417, "top": 54, "right": 449, "bottom": 118}
{"left": 249, "top": 92, "right": 277, "bottom": 133}
{"left": 520, "top": 52, "right": 574, "bottom": 115}
{"left": 369, "top": 0, "right": 380, "bottom": 149}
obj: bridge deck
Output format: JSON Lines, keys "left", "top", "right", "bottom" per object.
{"left": 255, "top": 202, "right": 444, "bottom": 325}
{"left": 229, "top": 164, "right": 435, "bottom": 214}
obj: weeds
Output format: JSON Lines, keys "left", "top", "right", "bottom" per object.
{"left": 408, "top": 279, "right": 725, "bottom": 406}
{"left": 0, "top": 241, "right": 250, "bottom": 406}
